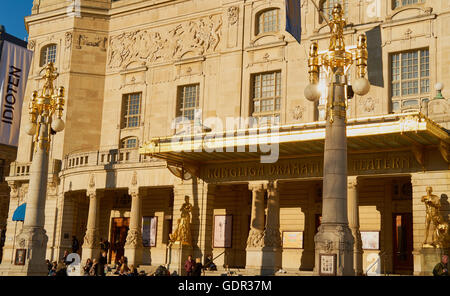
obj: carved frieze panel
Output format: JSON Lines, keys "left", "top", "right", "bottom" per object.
{"left": 75, "top": 33, "right": 108, "bottom": 51}
{"left": 107, "top": 14, "right": 223, "bottom": 69}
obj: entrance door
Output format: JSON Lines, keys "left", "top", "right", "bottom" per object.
{"left": 110, "top": 218, "right": 130, "bottom": 264}
{"left": 392, "top": 213, "right": 413, "bottom": 274}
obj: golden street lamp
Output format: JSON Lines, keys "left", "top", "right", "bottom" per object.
{"left": 304, "top": 4, "right": 369, "bottom": 276}
{"left": 13, "top": 62, "right": 65, "bottom": 275}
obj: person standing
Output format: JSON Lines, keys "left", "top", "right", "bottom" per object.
{"left": 184, "top": 255, "right": 195, "bottom": 276}
{"left": 433, "top": 255, "right": 449, "bottom": 276}
{"left": 72, "top": 236, "right": 79, "bottom": 254}
{"left": 98, "top": 251, "right": 107, "bottom": 276}
{"left": 192, "top": 258, "right": 203, "bottom": 276}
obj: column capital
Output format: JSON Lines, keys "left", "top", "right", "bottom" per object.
{"left": 128, "top": 187, "right": 140, "bottom": 198}
{"left": 267, "top": 180, "right": 279, "bottom": 195}
{"left": 248, "top": 181, "right": 268, "bottom": 192}
{"left": 348, "top": 176, "right": 358, "bottom": 190}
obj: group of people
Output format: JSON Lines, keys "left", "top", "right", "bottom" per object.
{"left": 184, "top": 254, "right": 217, "bottom": 276}
{"left": 111, "top": 255, "right": 139, "bottom": 276}
{"left": 46, "top": 249, "right": 83, "bottom": 276}
{"left": 82, "top": 250, "right": 108, "bottom": 276}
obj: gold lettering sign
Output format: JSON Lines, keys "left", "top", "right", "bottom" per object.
{"left": 204, "top": 160, "right": 323, "bottom": 180}
{"left": 201, "top": 154, "right": 416, "bottom": 181}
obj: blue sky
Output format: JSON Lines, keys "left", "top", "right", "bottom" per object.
{"left": 0, "top": 1, "right": 33, "bottom": 40}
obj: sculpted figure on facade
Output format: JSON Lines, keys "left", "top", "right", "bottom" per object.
{"left": 107, "top": 14, "right": 223, "bottom": 69}
{"left": 169, "top": 195, "right": 193, "bottom": 246}
{"left": 422, "top": 187, "right": 450, "bottom": 248}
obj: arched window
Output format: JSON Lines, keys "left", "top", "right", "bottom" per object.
{"left": 40, "top": 44, "right": 57, "bottom": 67}
{"left": 393, "top": 0, "right": 424, "bottom": 10}
{"left": 256, "top": 9, "right": 280, "bottom": 35}
{"left": 121, "top": 137, "right": 138, "bottom": 149}
{"left": 320, "top": 0, "right": 348, "bottom": 23}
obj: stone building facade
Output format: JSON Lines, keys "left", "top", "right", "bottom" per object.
{"left": 0, "top": 0, "right": 450, "bottom": 275}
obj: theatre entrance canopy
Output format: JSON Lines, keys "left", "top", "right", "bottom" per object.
{"left": 139, "top": 112, "right": 450, "bottom": 182}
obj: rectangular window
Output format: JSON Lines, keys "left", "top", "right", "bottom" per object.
{"left": 121, "top": 138, "right": 137, "bottom": 149}
{"left": 258, "top": 9, "right": 279, "bottom": 34}
{"left": 251, "top": 71, "right": 281, "bottom": 123}
{"left": 122, "top": 93, "right": 142, "bottom": 128}
{"left": 40, "top": 44, "right": 57, "bottom": 67}
{"left": 177, "top": 84, "right": 200, "bottom": 121}
{"left": 390, "top": 49, "right": 429, "bottom": 112}
{"left": 393, "top": 0, "right": 424, "bottom": 9}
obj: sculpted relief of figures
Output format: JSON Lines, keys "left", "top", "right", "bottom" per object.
{"left": 108, "top": 14, "right": 223, "bottom": 69}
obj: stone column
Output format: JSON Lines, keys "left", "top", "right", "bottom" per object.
{"left": 313, "top": 73, "right": 354, "bottom": 276}
{"left": 245, "top": 181, "right": 266, "bottom": 274}
{"left": 347, "top": 176, "right": 363, "bottom": 275}
{"left": 124, "top": 187, "right": 143, "bottom": 267}
{"left": 81, "top": 189, "right": 101, "bottom": 261}
{"left": 262, "top": 181, "right": 282, "bottom": 274}
{"left": 10, "top": 114, "right": 50, "bottom": 275}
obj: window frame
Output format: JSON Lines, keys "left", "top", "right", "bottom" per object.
{"left": 256, "top": 8, "right": 280, "bottom": 36}
{"left": 121, "top": 92, "right": 142, "bottom": 129}
{"left": 250, "top": 71, "right": 282, "bottom": 123}
{"left": 392, "top": 0, "right": 424, "bottom": 10}
{"left": 390, "top": 48, "right": 430, "bottom": 113}
{"left": 177, "top": 84, "right": 200, "bottom": 122}
{"left": 120, "top": 137, "right": 138, "bottom": 149}
{"left": 40, "top": 44, "right": 57, "bottom": 67}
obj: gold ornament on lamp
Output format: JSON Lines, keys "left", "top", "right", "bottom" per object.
{"left": 304, "top": 4, "right": 370, "bottom": 123}
{"left": 25, "top": 62, "right": 65, "bottom": 152}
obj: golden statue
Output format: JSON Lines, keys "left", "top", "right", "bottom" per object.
{"left": 40, "top": 62, "right": 59, "bottom": 98}
{"left": 422, "top": 187, "right": 449, "bottom": 248}
{"left": 169, "top": 195, "right": 193, "bottom": 246}
{"left": 328, "top": 4, "right": 346, "bottom": 51}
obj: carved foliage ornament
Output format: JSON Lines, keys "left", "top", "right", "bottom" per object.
{"left": 125, "top": 229, "right": 142, "bottom": 248}
{"left": 108, "top": 14, "right": 223, "bottom": 69}
{"left": 227, "top": 6, "right": 239, "bottom": 25}
{"left": 247, "top": 229, "right": 265, "bottom": 248}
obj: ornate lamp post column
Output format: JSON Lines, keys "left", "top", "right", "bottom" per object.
{"left": 13, "top": 63, "right": 65, "bottom": 275}
{"left": 304, "top": 4, "right": 370, "bottom": 276}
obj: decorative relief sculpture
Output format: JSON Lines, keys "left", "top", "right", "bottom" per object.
{"left": 292, "top": 105, "right": 305, "bottom": 120}
{"left": 125, "top": 229, "right": 142, "bottom": 248}
{"left": 65, "top": 32, "right": 72, "bottom": 49}
{"left": 169, "top": 195, "right": 193, "bottom": 246}
{"left": 360, "top": 97, "right": 376, "bottom": 113}
{"left": 263, "top": 227, "right": 282, "bottom": 248}
{"left": 28, "top": 40, "right": 35, "bottom": 51}
{"left": 8, "top": 181, "right": 19, "bottom": 199}
{"left": 76, "top": 34, "right": 107, "bottom": 51}
{"left": 247, "top": 229, "right": 265, "bottom": 248}
{"left": 227, "top": 6, "right": 239, "bottom": 25}
{"left": 108, "top": 14, "right": 223, "bottom": 69}
{"left": 83, "top": 229, "right": 100, "bottom": 248}
{"left": 422, "top": 187, "right": 450, "bottom": 248}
